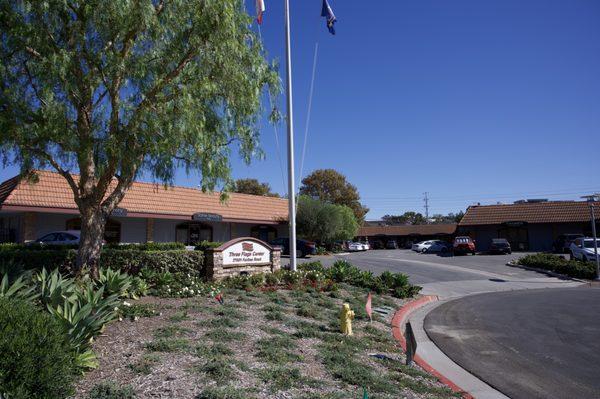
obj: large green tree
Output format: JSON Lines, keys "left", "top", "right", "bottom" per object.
{"left": 233, "top": 178, "right": 279, "bottom": 197}
{"left": 299, "top": 169, "right": 369, "bottom": 222}
{"left": 296, "top": 195, "right": 358, "bottom": 245}
{"left": 0, "top": 0, "right": 279, "bottom": 276}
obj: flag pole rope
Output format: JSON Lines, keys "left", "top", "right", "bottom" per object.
{"left": 297, "top": 41, "right": 319, "bottom": 196}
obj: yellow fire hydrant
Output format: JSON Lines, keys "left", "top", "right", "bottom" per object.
{"left": 340, "top": 303, "right": 355, "bottom": 336}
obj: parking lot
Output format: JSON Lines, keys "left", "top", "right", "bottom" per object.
{"left": 289, "top": 249, "right": 544, "bottom": 286}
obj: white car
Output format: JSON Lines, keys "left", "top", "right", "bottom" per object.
{"left": 347, "top": 242, "right": 367, "bottom": 252}
{"left": 569, "top": 238, "right": 600, "bottom": 262}
{"left": 412, "top": 240, "right": 434, "bottom": 253}
{"left": 31, "top": 230, "right": 81, "bottom": 246}
{"left": 412, "top": 240, "right": 448, "bottom": 253}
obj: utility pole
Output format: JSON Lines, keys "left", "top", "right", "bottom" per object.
{"left": 581, "top": 194, "right": 599, "bottom": 280}
{"left": 284, "top": 0, "right": 297, "bottom": 272}
{"left": 423, "top": 192, "right": 429, "bottom": 224}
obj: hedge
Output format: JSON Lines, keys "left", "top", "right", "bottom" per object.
{"left": 0, "top": 249, "right": 204, "bottom": 277}
{"left": 0, "top": 241, "right": 185, "bottom": 252}
{"left": 517, "top": 253, "right": 596, "bottom": 279}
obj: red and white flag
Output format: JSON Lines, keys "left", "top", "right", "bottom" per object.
{"left": 256, "top": 0, "right": 265, "bottom": 25}
{"left": 366, "top": 292, "right": 372, "bottom": 322}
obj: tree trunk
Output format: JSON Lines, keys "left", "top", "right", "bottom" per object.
{"left": 76, "top": 206, "right": 107, "bottom": 279}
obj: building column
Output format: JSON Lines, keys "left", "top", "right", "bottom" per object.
{"left": 146, "top": 218, "right": 154, "bottom": 243}
{"left": 19, "top": 212, "right": 37, "bottom": 243}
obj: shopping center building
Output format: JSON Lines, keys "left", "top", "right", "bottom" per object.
{"left": 0, "top": 170, "right": 289, "bottom": 244}
{"left": 458, "top": 200, "right": 600, "bottom": 251}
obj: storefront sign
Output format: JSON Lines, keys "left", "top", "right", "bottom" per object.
{"left": 222, "top": 239, "right": 271, "bottom": 266}
{"left": 111, "top": 207, "right": 128, "bottom": 217}
{"left": 192, "top": 212, "right": 222, "bottom": 222}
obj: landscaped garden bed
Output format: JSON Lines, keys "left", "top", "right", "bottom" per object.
{"left": 74, "top": 285, "right": 458, "bottom": 399}
{"left": 516, "top": 253, "right": 596, "bottom": 279}
{"left": 1, "top": 251, "right": 458, "bottom": 399}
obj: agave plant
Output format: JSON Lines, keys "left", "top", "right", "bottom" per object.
{"left": 0, "top": 274, "right": 38, "bottom": 303}
{"left": 35, "top": 268, "right": 78, "bottom": 308}
{"left": 47, "top": 286, "right": 120, "bottom": 369}
{"left": 96, "top": 267, "right": 133, "bottom": 298}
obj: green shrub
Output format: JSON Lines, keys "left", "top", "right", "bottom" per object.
{"left": 99, "top": 249, "right": 203, "bottom": 276}
{"left": 0, "top": 248, "right": 76, "bottom": 271}
{"left": 87, "top": 382, "right": 135, "bottom": 399}
{"left": 518, "top": 253, "right": 596, "bottom": 279}
{"left": 194, "top": 240, "right": 224, "bottom": 251}
{"left": 0, "top": 298, "right": 76, "bottom": 399}
{"left": 0, "top": 248, "right": 203, "bottom": 278}
{"left": 105, "top": 242, "right": 185, "bottom": 251}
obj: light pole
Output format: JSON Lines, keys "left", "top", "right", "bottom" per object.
{"left": 581, "top": 194, "right": 599, "bottom": 280}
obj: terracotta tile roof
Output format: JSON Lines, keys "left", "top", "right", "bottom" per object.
{"left": 357, "top": 224, "right": 457, "bottom": 236}
{"left": 0, "top": 170, "right": 288, "bottom": 223}
{"left": 459, "top": 201, "right": 600, "bottom": 226}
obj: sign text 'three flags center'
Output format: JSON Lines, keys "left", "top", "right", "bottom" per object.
{"left": 222, "top": 240, "right": 271, "bottom": 266}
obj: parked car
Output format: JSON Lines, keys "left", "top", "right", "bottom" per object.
{"left": 421, "top": 240, "right": 451, "bottom": 254}
{"left": 372, "top": 240, "right": 385, "bottom": 249}
{"left": 30, "top": 230, "right": 81, "bottom": 246}
{"left": 569, "top": 238, "right": 600, "bottom": 262}
{"left": 553, "top": 234, "right": 584, "bottom": 253}
{"left": 411, "top": 240, "right": 443, "bottom": 253}
{"left": 347, "top": 242, "right": 366, "bottom": 252}
{"left": 386, "top": 240, "right": 398, "bottom": 249}
{"left": 362, "top": 242, "right": 371, "bottom": 250}
{"left": 453, "top": 236, "right": 476, "bottom": 255}
{"left": 411, "top": 240, "right": 431, "bottom": 252}
{"left": 489, "top": 238, "right": 512, "bottom": 254}
{"left": 269, "top": 237, "right": 316, "bottom": 258}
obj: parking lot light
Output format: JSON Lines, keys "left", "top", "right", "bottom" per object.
{"left": 581, "top": 194, "right": 600, "bottom": 280}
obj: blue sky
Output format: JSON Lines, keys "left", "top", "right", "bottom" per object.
{"left": 2, "top": 0, "right": 599, "bottom": 219}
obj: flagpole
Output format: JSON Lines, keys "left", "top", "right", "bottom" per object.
{"left": 284, "top": 0, "right": 297, "bottom": 272}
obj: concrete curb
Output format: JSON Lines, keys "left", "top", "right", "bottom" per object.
{"left": 391, "top": 296, "right": 475, "bottom": 399}
{"left": 506, "top": 261, "right": 588, "bottom": 283}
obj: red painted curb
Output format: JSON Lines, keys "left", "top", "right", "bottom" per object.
{"left": 392, "top": 296, "right": 475, "bottom": 399}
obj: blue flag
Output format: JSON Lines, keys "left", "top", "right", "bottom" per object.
{"left": 321, "top": 0, "right": 337, "bottom": 35}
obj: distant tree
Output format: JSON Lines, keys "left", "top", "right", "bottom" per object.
{"left": 233, "top": 179, "right": 279, "bottom": 197}
{"left": 299, "top": 169, "right": 369, "bottom": 222}
{"left": 453, "top": 211, "right": 465, "bottom": 223}
{"left": 296, "top": 195, "right": 358, "bottom": 245}
{"left": 0, "top": 1, "right": 279, "bottom": 277}
{"left": 382, "top": 212, "right": 426, "bottom": 225}
{"left": 430, "top": 211, "right": 465, "bottom": 224}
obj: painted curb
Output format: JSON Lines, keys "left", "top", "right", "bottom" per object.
{"left": 506, "top": 262, "right": 588, "bottom": 283}
{"left": 391, "top": 295, "right": 475, "bottom": 399}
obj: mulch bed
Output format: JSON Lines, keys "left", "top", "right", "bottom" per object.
{"left": 73, "top": 285, "right": 459, "bottom": 399}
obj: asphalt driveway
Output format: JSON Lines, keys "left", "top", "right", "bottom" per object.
{"left": 424, "top": 287, "right": 600, "bottom": 399}
{"left": 291, "top": 249, "right": 549, "bottom": 286}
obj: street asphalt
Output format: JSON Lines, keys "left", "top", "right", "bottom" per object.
{"left": 424, "top": 287, "right": 600, "bottom": 399}
{"left": 288, "top": 249, "right": 549, "bottom": 286}
{"left": 284, "top": 249, "right": 590, "bottom": 398}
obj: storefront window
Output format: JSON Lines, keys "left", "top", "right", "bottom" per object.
{"left": 65, "top": 217, "right": 121, "bottom": 243}
{"left": 250, "top": 225, "right": 277, "bottom": 243}
{"left": 175, "top": 222, "right": 213, "bottom": 245}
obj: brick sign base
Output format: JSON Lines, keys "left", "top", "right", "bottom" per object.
{"left": 205, "top": 237, "right": 281, "bottom": 280}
